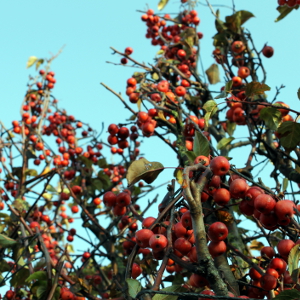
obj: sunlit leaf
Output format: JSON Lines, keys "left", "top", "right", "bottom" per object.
{"left": 203, "top": 100, "right": 218, "bottom": 127}
{"left": 249, "top": 239, "right": 264, "bottom": 251}
{"left": 35, "top": 59, "right": 44, "bottom": 70}
{"left": 193, "top": 131, "right": 210, "bottom": 157}
{"left": 205, "top": 64, "right": 220, "bottom": 84}
{"left": 217, "top": 137, "right": 235, "bottom": 150}
{"left": 158, "top": 110, "right": 167, "bottom": 121}
{"left": 26, "top": 56, "right": 38, "bottom": 68}
{"left": 245, "top": 82, "right": 270, "bottom": 98}
{"left": 288, "top": 244, "right": 300, "bottom": 281}
{"left": 259, "top": 107, "right": 281, "bottom": 130}
{"left": 174, "top": 168, "right": 183, "bottom": 185}
{"left": 126, "top": 158, "right": 164, "bottom": 187}
{"left": 158, "top": 0, "right": 169, "bottom": 11}
{"left": 282, "top": 178, "right": 289, "bottom": 192}
{"left": 25, "top": 169, "right": 38, "bottom": 177}
{"left": 137, "top": 99, "right": 142, "bottom": 111}
{"left": 226, "top": 120, "right": 236, "bottom": 136}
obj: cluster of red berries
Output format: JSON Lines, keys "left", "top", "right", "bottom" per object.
{"left": 136, "top": 111, "right": 157, "bottom": 137}
{"left": 103, "top": 165, "right": 127, "bottom": 183}
{"left": 141, "top": 9, "right": 202, "bottom": 47}
{"left": 103, "top": 190, "right": 132, "bottom": 216}
{"left": 120, "top": 47, "right": 133, "bottom": 64}
{"left": 247, "top": 242, "right": 300, "bottom": 297}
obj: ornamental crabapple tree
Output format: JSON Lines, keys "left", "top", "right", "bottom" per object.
{"left": 1, "top": 1, "right": 300, "bottom": 300}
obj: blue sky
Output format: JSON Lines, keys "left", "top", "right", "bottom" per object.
{"left": 0, "top": 0, "right": 299, "bottom": 291}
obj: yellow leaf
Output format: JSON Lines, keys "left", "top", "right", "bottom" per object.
{"left": 249, "top": 239, "right": 264, "bottom": 251}
{"left": 174, "top": 168, "right": 183, "bottom": 185}
{"left": 158, "top": 110, "right": 167, "bottom": 121}
{"left": 26, "top": 56, "right": 38, "bottom": 68}
{"left": 40, "top": 165, "right": 51, "bottom": 176}
{"left": 158, "top": 0, "right": 169, "bottom": 10}
{"left": 137, "top": 99, "right": 142, "bottom": 111}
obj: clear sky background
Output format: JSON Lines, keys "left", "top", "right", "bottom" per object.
{"left": 0, "top": 0, "right": 299, "bottom": 292}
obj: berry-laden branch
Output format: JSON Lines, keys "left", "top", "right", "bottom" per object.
{"left": 182, "top": 164, "right": 229, "bottom": 296}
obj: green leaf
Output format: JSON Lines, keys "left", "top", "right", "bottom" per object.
{"left": 78, "top": 155, "right": 93, "bottom": 168}
{"left": 288, "top": 244, "right": 300, "bottom": 278}
{"left": 226, "top": 120, "right": 236, "bottom": 136}
{"left": 35, "top": 58, "right": 44, "bottom": 70}
{"left": 282, "top": 178, "right": 289, "bottom": 192}
{"left": 275, "top": 5, "right": 295, "bottom": 22}
{"left": 203, "top": 100, "right": 218, "bottom": 127}
{"left": 205, "top": 64, "right": 220, "bottom": 84}
{"left": 225, "top": 80, "right": 233, "bottom": 93}
{"left": 97, "top": 171, "right": 112, "bottom": 190}
{"left": 245, "top": 82, "right": 270, "bottom": 98}
{"left": 224, "top": 10, "right": 254, "bottom": 33}
{"left": 0, "top": 260, "right": 11, "bottom": 272}
{"left": 259, "top": 107, "right": 281, "bottom": 130}
{"left": 273, "top": 289, "right": 300, "bottom": 300}
{"left": 298, "top": 88, "right": 300, "bottom": 100}
{"left": 193, "top": 131, "right": 210, "bottom": 157}
{"left": 214, "top": 91, "right": 227, "bottom": 99}
{"left": 152, "top": 285, "right": 187, "bottom": 300}
{"left": 158, "top": 0, "right": 169, "bottom": 10}
{"left": 217, "top": 137, "right": 235, "bottom": 150}
{"left": 46, "top": 185, "right": 57, "bottom": 193}
{"left": 10, "top": 267, "right": 30, "bottom": 287}
{"left": 26, "top": 56, "right": 38, "bottom": 68}
{"left": 126, "top": 278, "right": 142, "bottom": 298}
{"left": 278, "top": 121, "right": 300, "bottom": 149}
{"left": 185, "top": 151, "right": 197, "bottom": 163}
{"left": 36, "top": 283, "right": 47, "bottom": 299}
{"left": 0, "top": 233, "right": 17, "bottom": 247}
{"left": 25, "top": 169, "right": 38, "bottom": 177}
{"left": 126, "top": 158, "right": 164, "bottom": 187}
{"left": 26, "top": 271, "right": 47, "bottom": 283}
{"left": 13, "top": 198, "right": 29, "bottom": 212}
{"left": 91, "top": 179, "right": 103, "bottom": 192}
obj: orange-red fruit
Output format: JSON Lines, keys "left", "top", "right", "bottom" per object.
{"left": 277, "top": 239, "right": 295, "bottom": 258}
{"left": 213, "top": 188, "right": 230, "bottom": 206}
{"left": 260, "top": 274, "right": 277, "bottom": 291}
{"left": 254, "top": 194, "right": 276, "bottom": 215}
{"left": 231, "top": 41, "right": 245, "bottom": 54}
{"left": 103, "top": 191, "right": 117, "bottom": 207}
{"left": 210, "top": 156, "right": 230, "bottom": 176}
{"left": 208, "top": 241, "right": 226, "bottom": 257}
{"left": 131, "top": 263, "right": 142, "bottom": 279}
{"left": 135, "top": 229, "right": 154, "bottom": 248}
{"left": 229, "top": 179, "right": 248, "bottom": 199}
{"left": 194, "top": 155, "right": 210, "bottom": 166}
{"left": 208, "top": 222, "right": 228, "bottom": 242}
{"left": 238, "top": 66, "right": 250, "bottom": 79}
{"left": 149, "top": 234, "right": 168, "bottom": 252}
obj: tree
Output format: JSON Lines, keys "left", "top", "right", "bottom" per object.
{"left": 1, "top": 0, "right": 300, "bottom": 299}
